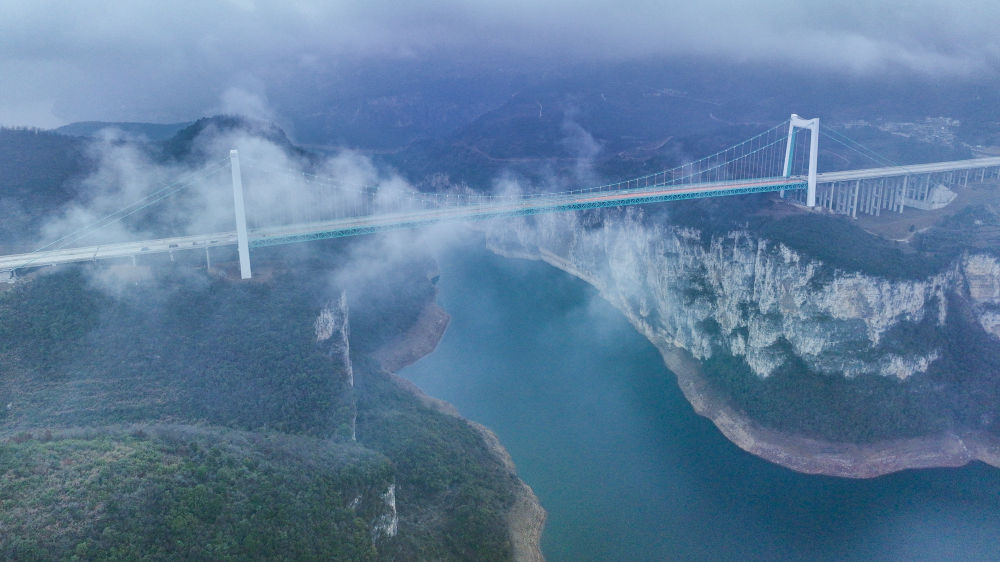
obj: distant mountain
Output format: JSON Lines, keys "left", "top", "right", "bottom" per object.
{"left": 0, "top": 128, "right": 91, "bottom": 251}
{"left": 55, "top": 120, "right": 192, "bottom": 141}
{"left": 0, "top": 116, "right": 312, "bottom": 252}
{"left": 385, "top": 78, "right": 974, "bottom": 191}
{"left": 160, "top": 115, "right": 307, "bottom": 163}
{"left": 271, "top": 57, "right": 1000, "bottom": 154}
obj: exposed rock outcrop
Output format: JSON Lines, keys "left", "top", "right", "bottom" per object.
{"left": 371, "top": 483, "right": 399, "bottom": 542}
{"left": 316, "top": 292, "right": 356, "bottom": 440}
{"left": 373, "top": 302, "right": 450, "bottom": 373}
{"left": 486, "top": 207, "right": 970, "bottom": 380}
{"left": 376, "top": 298, "right": 546, "bottom": 561}
{"left": 963, "top": 254, "right": 1000, "bottom": 339}
{"left": 483, "top": 206, "right": 1000, "bottom": 476}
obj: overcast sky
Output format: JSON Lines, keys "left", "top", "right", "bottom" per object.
{"left": 1, "top": 0, "right": 998, "bottom": 128}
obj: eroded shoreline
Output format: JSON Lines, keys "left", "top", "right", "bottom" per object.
{"left": 495, "top": 245, "right": 1000, "bottom": 478}
{"left": 376, "top": 299, "right": 547, "bottom": 561}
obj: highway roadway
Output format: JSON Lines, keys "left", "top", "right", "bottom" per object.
{"left": 5, "top": 153, "right": 1000, "bottom": 276}
{"left": 0, "top": 176, "right": 804, "bottom": 274}
{"left": 816, "top": 156, "right": 1000, "bottom": 183}
{"left": 0, "top": 232, "right": 239, "bottom": 273}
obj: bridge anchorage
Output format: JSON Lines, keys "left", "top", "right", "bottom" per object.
{"left": 2, "top": 113, "right": 1000, "bottom": 281}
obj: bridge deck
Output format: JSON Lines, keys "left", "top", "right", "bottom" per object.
{"left": 0, "top": 176, "right": 803, "bottom": 272}
{"left": 816, "top": 157, "right": 1000, "bottom": 183}
{"left": 4, "top": 153, "right": 1000, "bottom": 275}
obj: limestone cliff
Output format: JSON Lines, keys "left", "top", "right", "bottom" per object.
{"left": 963, "top": 253, "right": 1000, "bottom": 339}
{"left": 484, "top": 205, "right": 1000, "bottom": 476}
{"left": 315, "top": 292, "right": 356, "bottom": 440}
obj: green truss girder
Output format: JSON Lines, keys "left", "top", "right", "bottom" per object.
{"left": 248, "top": 180, "right": 807, "bottom": 249}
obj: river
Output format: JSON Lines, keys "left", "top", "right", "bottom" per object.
{"left": 401, "top": 242, "right": 1000, "bottom": 561}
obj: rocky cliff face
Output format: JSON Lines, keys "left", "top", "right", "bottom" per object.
{"left": 316, "top": 286, "right": 545, "bottom": 559}
{"left": 487, "top": 207, "right": 993, "bottom": 380}
{"left": 483, "top": 206, "right": 1000, "bottom": 475}
{"left": 963, "top": 253, "right": 1000, "bottom": 339}
{"left": 315, "top": 292, "right": 357, "bottom": 441}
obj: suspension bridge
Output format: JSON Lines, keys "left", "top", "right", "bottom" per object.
{"left": 2, "top": 114, "right": 1000, "bottom": 281}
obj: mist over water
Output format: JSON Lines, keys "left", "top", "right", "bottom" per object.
{"left": 402, "top": 241, "right": 1000, "bottom": 561}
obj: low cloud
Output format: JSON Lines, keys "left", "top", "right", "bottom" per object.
{"left": 1, "top": 1, "right": 997, "bottom": 127}
{"left": 561, "top": 115, "right": 603, "bottom": 188}
{"left": 216, "top": 88, "right": 277, "bottom": 125}
{"left": 34, "top": 114, "right": 451, "bottom": 292}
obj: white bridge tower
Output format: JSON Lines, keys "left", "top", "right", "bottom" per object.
{"left": 230, "top": 149, "right": 252, "bottom": 279}
{"left": 783, "top": 114, "right": 819, "bottom": 207}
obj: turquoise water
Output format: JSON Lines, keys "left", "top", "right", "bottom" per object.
{"left": 401, "top": 244, "right": 1000, "bottom": 561}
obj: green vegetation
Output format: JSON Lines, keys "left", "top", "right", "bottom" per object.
{"left": 55, "top": 121, "right": 192, "bottom": 141}
{"left": 703, "top": 347, "right": 948, "bottom": 443}
{"left": 916, "top": 204, "right": 1000, "bottom": 259}
{"left": 0, "top": 266, "right": 354, "bottom": 437}
{"left": 0, "top": 128, "right": 87, "bottom": 207}
{"left": 355, "top": 356, "right": 515, "bottom": 561}
{"left": 158, "top": 116, "right": 308, "bottom": 164}
{"left": 0, "top": 269, "right": 106, "bottom": 371}
{"left": 921, "top": 294, "right": 1000, "bottom": 431}
{"left": 814, "top": 124, "right": 972, "bottom": 170}
{"left": 1, "top": 428, "right": 389, "bottom": 561}
{"left": 700, "top": 292, "right": 1000, "bottom": 443}
{"left": 348, "top": 258, "right": 439, "bottom": 355}
{"left": 657, "top": 196, "right": 954, "bottom": 280}
{"left": 757, "top": 213, "right": 952, "bottom": 280}
{"left": 0, "top": 256, "right": 519, "bottom": 560}
{"left": 0, "top": 117, "right": 523, "bottom": 560}
{"left": 652, "top": 194, "right": 771, "bottom": 237}
{"left": 658, "top": 174, "right": 1000, "bottom": 443}
{"left": 0, "top": 128, "right": 89, "bottom": 251}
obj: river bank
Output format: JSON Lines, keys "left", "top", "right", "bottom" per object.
{"left": 492, "top": 243, "right": 1000, "bottom": 478}
{"left": 399, "top": 243, "right": 1000, "bottom": 560}
{"left": 375, "top": 295, "right": 546, "bottom": 561}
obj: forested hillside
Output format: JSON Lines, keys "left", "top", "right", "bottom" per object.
{"left": 0, "top": 121, "right": 524, "bottom": 560}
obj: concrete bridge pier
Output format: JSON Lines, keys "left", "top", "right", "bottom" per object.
{"left": 898, "top": 176, "right": 907, "bottom": 213}
{"left": 851, "top": 180, "right": 861, "bottom": 217}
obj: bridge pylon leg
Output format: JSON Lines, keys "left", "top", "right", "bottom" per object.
{"left": 784, "top": 114, "right": 820, "bottom": 207}
{"left": 230, "top": 149, "right": 252, "bottom": 280}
